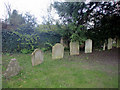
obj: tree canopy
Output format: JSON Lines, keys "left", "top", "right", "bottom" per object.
{"left": 52, "top": 1, "right": 120, "bottom": 47}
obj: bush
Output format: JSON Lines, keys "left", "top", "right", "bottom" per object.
{"left": 20, "top": 49, "right": 30, "bottom": 54}
{"left": 64, "top": 47, "right": 69, "bottom": 51}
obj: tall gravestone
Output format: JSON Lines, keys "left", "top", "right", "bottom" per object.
{"left": 85, "top": 39, "right": 92, "bottom": 53}
{"left": 117, "top": 39, "right": 120, "bottom": 48}
{"left": 103, "top": 43, "right": 106, "bottom": 50}
{"left": 60, "top": 37, "right": 64, "bottom": 44}
{"left": 52, "top": 43, "right": 64, "bottom": 59}
{"left": 107, "top": 38, "right": 113, "bottom": 50}
{"left": 4, "top": 58, "right": 21, "bottom": 78}
{"left": 70, "top": 41, "right": 79, "bottom": 55}
{"left": 31, "top": 49, "right": 44, "bottom": 66}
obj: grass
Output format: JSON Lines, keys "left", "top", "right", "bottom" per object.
{"left": 2, "top": 51, "right": 118, "bottom": 88}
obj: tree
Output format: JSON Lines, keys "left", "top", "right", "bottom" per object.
{"left": 9, "top": 10, "right": 25, "bottom": 27}
{"left": 52, "top": 1, "right": 120, "bottom": 48}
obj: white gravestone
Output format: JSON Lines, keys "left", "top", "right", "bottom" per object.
{"left": 103, "top": 43, "right": 106, "bottom": 50}
{"left": 85, "top": 39, "right": 92, "bottom": 53}
{"left": 107, "top": 38, "right": 113, "bottom": 50}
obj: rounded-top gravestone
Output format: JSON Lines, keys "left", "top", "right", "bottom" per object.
{"left": 52, "top": 43, "right": 64, "bottom": 59}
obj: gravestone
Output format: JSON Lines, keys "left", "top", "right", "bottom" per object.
{"left": 107, "top": 38, "right": 113, "bottom": 50}
{"left": 117, "top": 39, "right": 120, "bottom": 48}
{"left": 4, "top": 58, "right": 21, "bottom": 78}
{"left": 52, "top": 43, "right": 64, "bottom": 59}
{"left": 60, "top": 37, "right": 64, "bottom": 44}
{"left": 103, "top": 43, "right": 106, "bottom": 50}
{"left": 70, "top": 41, "right": 79, "bottom": 55}
{"left": 85, "top": 39, "right": 92, "bottom": 53}
{"left": 31, "top": 49, "right": 44, "bottom": 66}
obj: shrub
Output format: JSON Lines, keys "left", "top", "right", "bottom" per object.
{"left": 20, "top": 49, "right": 30, "bottom": 54}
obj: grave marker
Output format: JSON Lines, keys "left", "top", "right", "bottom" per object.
{"left": 70, "top": 41, "right": 79, "bottom": 55}
{"left": 52, "top": 43, "right": 64, "bottom": 59}
{"left": 107, "top": 38, "right": 113, "bottom": 50}
{"left": 4, "top": 58, "right": 21, "bottom": 78}
{"left": 31, "top": 49, "right": 44, "bottom": 66}
{"left": 85, "top": 39, "right": 92, "bottom": 53}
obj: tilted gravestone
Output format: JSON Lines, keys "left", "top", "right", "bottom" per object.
{"left": 85, "top": 39, "right": 92, "bottom": 53}
{"left": 117, "top": 39, "right": 120, "bottom": 48}
{"left": 31, "top": 49, "right": 44, "bottom": 66}
{"left": 70, "top": 41, "right": 79, "bottom": 55}
{"left": 4, "top": 58, "right": 21, "bottom": 78}
{"left": 107, "top": 38, "right": 113, "bottom": 50}
{"left": 52, "top": 43, "right": 64, "bottom": 59}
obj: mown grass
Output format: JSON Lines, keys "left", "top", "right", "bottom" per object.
{"left": 2, "top": 51, "right": 118, "bottom": 88}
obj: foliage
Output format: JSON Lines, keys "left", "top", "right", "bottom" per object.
{"left": 53, "top": 1, "right": 120, "bottom": 48}
{"left": 2, "top": 30, "right": 19, "bottom": 53}
{"left": 21, "top": 49, "right": 30, "bottom": 54}
{"left": 69, "top": 25, "right": 87, "bottom": 45}
{"left": 2, "top": 8, "right": 60, "bottom": 53}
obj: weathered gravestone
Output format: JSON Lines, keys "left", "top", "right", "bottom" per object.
{"left": 107, "top": 38, "right": 113, "bottom": 50}
{"left": 4, "top": 58, "right": 21, "bottom": 78}
{"left": 85, "top": 39, "right": 92, "bottom": 53}
{"left": 117, "top": 39, "right": 120, "bottom": 48}
{"left": 70, "top": 41, "right": 79, "bottom": 55}
{"left": 31, "top": 49, "right": 44, "bottom": 66}
{"left": 52, "top": 43, "right": 64, "bottom": 59}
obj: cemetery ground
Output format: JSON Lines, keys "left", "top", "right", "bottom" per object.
{"left": 2, "top": 48, "right": 119, "bottom": 88}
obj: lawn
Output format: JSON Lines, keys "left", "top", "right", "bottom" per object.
{"left": 2, "top": 50, "right": 118, "bottom": 88}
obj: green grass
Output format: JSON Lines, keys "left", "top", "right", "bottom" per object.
{"left": 2, "top": 51, "right": 118, "bottom": 88}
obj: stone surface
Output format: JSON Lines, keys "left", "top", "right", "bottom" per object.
{"left": 107, "top": 38, "right": 113, "bottom": 50}
{"left": 117, "top": 39, "right": 120, "bottom": 48}
{"left": 52, "top": 43, "right": 64, "bottom": 59}
{"left": 85, "top": 39, "right": 92, "bottom": 53}
{"left": 31, "top": 49, "right": 44, "bottom": 66}
{"left": 60, "top": 37, "right": 64, "bottom": 44}
{"left": 70, "top": 41, "right": 79, "bottom": 55}
{"left": 4, "top": 58, "right": 21, "bottom": 78}
{"left": 103, "top": 43, "right": 106, "bottom": 50}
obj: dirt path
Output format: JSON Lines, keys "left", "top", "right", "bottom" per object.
{"left": 77, "top": 48, "right": 119, "bottom": 66}
{"left": 65, "top": 48, "right": 119, "bottom": 75}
